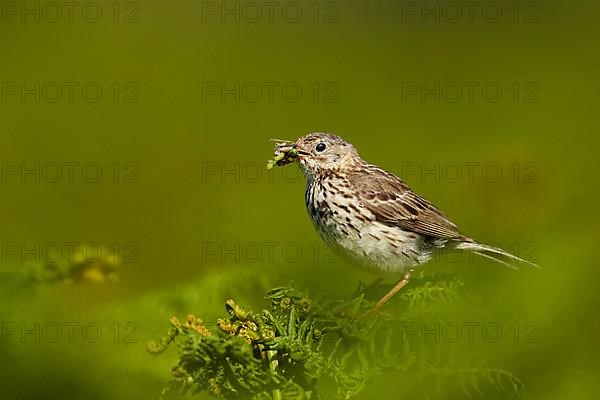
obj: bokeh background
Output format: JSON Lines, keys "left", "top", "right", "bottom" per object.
{"left": 0, "top": 0, "right": 598, "bottom": 398}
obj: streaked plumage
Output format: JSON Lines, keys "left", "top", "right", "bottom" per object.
{"left": 271, "top": 132, "right": 537, "bottom": 313}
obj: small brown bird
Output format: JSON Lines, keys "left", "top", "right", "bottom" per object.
{"left": 269, "top": 132, "right": 537, "bottom": 315}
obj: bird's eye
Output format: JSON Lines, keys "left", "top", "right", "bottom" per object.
{"left": 315, "top": 143, "right": 326, "bottom": 152}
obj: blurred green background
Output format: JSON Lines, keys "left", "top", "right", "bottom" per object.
{"left": 0, "top": 0, "right": 598, "bottom": 398}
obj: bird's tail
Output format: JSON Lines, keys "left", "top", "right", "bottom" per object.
{"left": 453, "top": 240, "right": 540, "bottom": 270}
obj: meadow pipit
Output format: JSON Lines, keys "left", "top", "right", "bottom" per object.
{"left": 268, "top": 132, "right": 538, "bottom": 315}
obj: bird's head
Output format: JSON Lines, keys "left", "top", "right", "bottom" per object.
{"left": 270, "top": 132, "right": 359, "bottom": 177}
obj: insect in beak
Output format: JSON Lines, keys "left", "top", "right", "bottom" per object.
{"left": 266, "top": 139, "right": 299, "bottom": 169}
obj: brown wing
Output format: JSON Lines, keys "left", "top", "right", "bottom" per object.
{"left": 349, "top": 164, "right": 464, "bottom": 240}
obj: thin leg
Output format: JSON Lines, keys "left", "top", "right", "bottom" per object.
{"left": 356, "top": 271, "right": 411, "bottom": 318}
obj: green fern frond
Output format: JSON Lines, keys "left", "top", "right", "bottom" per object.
{"left": 149, "top": 279, "right": 523, "bottom": 400}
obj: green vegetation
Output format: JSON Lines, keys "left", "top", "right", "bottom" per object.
{"left": 150, "top": 281, "right": 523, "bottom": 400}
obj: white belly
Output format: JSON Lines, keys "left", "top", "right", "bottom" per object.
{"left": 307, "top": 187, "right": 432, "bottom": 275}
{"left": 324, "top": 221, "right": 432, "bottom": 275}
